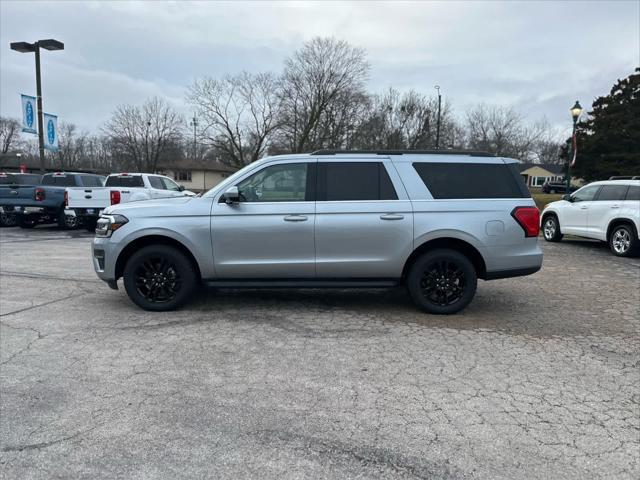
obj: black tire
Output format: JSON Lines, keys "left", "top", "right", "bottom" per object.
{"left": 0, "top": 212, "right": 17, "bottom": 227}
{"left": 84, "top": 218, "right": 98, "bottom": 232}
{"left": 406, "top": 249, "right": 478, "bottom": 315}
{"left": 57, "top": 210, "right": 79, "bottom": 230}
{"left": 18, "top": 215, "right": 37, "bottom": 229}
{"left": 608, "top": 224, "right": 638, "bottom": 257}
{"left": 542, "top": 214, "right": 563, "bottom": 242}
{"left": 123, "top": 245, "right": 198, "bottom": 311}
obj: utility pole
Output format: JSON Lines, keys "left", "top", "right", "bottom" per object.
{"left": 434, "top": 85, "right": 442, "bottom": 150}
{"left": 10, "top": 39, "right": 64, "bottom": 172}
{"left": 190, "top": 115, "right": 198, "bottom": 161}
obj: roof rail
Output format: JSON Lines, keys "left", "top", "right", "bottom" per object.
{"left": 310, "top": 149, "right": 496, "bottom": 157}
{"left": 608, "top": 175, "right": 640, "bottom": 180}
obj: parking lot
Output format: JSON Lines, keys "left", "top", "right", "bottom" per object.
{"left": 0, "top": 227, "right": 638, "bottom": 479}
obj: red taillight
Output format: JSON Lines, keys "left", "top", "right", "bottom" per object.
{"left": 110, "top": 190, "right": 121, "bottom": 205}
{"left": 64, "top": 190, "right": 68, "bottom": 207}
{"left": 511, "top": 206, "right": 540, "bottom": 238}
{"left": 35, "top": 187, "right": 45, "bottom": 201}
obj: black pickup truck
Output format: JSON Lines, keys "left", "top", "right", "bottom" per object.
{"left": 10, "top": 172, "right": 104, "bottom": 229}
{"left": 0, "top": 172, "right": 43, "bottom": 227}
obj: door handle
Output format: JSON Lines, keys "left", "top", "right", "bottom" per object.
{"left": 611, "top": 205, "right": 620, "bottom": 209}
{"left": 380, "top": 213, "right": 404, "bottom": 220}
{"left": 284, "top": 215, "right": 308, "bottom": 222}
{"left": 580, "top": 205, "right": 588, "bottom": 210}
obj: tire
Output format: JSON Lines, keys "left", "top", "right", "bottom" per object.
{"left": 123, "top": 245, "right": 198, "bottom": 311}
{"left": 542, "top": 214, "right": 562, "bottom": 242}
{"left": 18, "top": 215, "right": 37, "bottom": 229}
{"left": 406, "top": 249, "right": 478, "bottom": 315}
{"left": 0, "top": 212, "right": 17, "bottom": 227}
{"left": 84, "top": 218, "right": 98, "bottom": 232}
{"left": 608, "top": 224, "right": 637, "bottom": 257}
{"left": 57, "top": 211, "right": 79, "bottom": 230}
{"left": 549, "top": 188, "right": 556, "bottom": 194}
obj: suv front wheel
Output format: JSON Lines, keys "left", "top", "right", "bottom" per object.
{"left": 123, "top": 245, "right": 198, "bottom": 311}
{"left": 407, "top": 249, "right": 478, "bottom": 315}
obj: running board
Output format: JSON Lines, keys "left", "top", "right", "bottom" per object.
{"left": 204, "top": 279, "right": 400, "bottom": 289}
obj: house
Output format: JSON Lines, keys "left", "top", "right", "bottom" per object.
{"left": 515, "top": 163, "right": 565, "bottom": 188}
{"left": 157, "top": 159, "right": 237, "bottom": 193}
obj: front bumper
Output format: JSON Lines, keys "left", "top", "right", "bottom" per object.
{"left": 92, "top": 236, "right": 119, "bottom": 282}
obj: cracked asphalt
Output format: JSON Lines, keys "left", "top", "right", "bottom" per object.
{"left": 0, "top": 226, "right": 638, "bottom": 479}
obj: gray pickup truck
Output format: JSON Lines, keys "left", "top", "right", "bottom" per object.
{"left": 0, "top": 172, "right": 42, "bottom": 227}
{"left": 92, "top": 150, "right": 543, "bottom": 314}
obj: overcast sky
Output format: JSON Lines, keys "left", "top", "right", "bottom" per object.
{"left": 1, "top": 0, "right": 638, "bottom": 138}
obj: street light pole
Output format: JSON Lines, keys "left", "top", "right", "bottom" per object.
{"left": 566, "top": 100, "right": 583, "bottom": 194}
{"left": 10, "top": 39, "right": 64, "bottom": 173}
{"left": 190, "top": 115, "right": 198, "bottom": 161}
{"left": 434, "top": 85, "right": 442, "bottom": 150}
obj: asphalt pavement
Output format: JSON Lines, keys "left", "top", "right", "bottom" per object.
{"left": 1, "top": 226, "right": 638, "bottom": 479}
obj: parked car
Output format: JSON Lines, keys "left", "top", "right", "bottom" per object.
{"left": 541, "top": 180, "right": 640, "bottom": 256}
{"left": 541, "top": 181, "right": 579, "bottom": 194}
{"left": 92, "top": 150, "right": 543, "bottom": 313}
{"left": 0, "top": 172, "right": 43, "bottom": 227}
{"left": 65, "top": 173, "right": 195, "bottom": 230}
{"left": 13, "top": 172, "right": 104, "bottom": 229}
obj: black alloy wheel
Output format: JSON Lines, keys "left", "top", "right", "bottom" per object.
{"left": 407, "top": 249, "right": 477, "bottom": 314}
{"left": 123, "top": 245, "right": 197, "bottom": 311}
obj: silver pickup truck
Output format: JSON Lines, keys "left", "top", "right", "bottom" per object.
{"left": 92, "top": 151, "right": 543, "bottom": 314}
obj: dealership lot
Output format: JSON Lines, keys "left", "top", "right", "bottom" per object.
{"left": 0, "top": 228, "right": 638, "bottom": 479}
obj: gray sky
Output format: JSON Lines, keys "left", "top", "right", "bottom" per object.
{"left": 1, "top": 0, "right": 638, "bottom": 138}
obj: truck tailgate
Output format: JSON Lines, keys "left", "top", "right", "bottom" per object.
{"left": 0, "top": 186, "right": 35, "bottom": 206}
{"left": 66, "top": 187, "right": 110, "bottom": 209}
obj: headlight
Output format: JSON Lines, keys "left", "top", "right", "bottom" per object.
{"left": 95, "top": 214, "right": 128, "bottom": 238}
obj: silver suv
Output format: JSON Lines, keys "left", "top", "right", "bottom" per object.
{"left": 92, "top": 151, "right": 543, "bottom": 314}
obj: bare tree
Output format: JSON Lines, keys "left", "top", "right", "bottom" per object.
{"left": 353, "top": 88, "right": 460, "bottom": 150}
{"left": 0, "top": 117, "right": 21, "bottom": 154}
{"left": 465, "top": 104, "right": 548, "bottom": 160}
{"left": 103, "top": 97, "right": 183, "bottom": 172}
{"left": 188, "top": 71, "right": 280, "bottom": 168}
{"left": 277, "top": 37, "right": 370, "bottom": 152}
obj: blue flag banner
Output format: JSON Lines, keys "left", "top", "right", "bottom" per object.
{"left": 43, "top": 113, "right": 59, "bottom": 151}
{"left": 21, "top": 94, "right": 37, "bottom": 134}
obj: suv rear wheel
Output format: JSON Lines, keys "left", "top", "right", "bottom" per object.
{"left": 608, "top": 224, "right": 637, "bottom": 257}
{"left": 406, "top": 249, "right": 477, "bottom": 315}
{"left": 123, "top": 245, "right": 198, "bottom": 311}
{"left": 542, "top": 214, "right": 562, "bottom": 242}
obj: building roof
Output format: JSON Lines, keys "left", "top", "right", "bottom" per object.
{"left": 158, "top": 159, "right": 237, "bottom": 173}
{"left": 515, "top": 163, "right": 565, "bottom": 175}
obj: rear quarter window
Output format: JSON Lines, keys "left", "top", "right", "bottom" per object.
{"left": 625, "top": 185, "right": 640, "bottom": 201}
{"left": 412, "top": 162, "right": 529, "bottom": 199}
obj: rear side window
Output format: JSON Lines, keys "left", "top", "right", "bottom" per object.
{"left": 105, "top": 176, "right": 144, "bottom": 188}
{"left": 596, "top": 184, "right": 629, "bottom": 201}
{"left": 41, "top": 174, "right": 76, "bottom": 186}
{"left": 625, "top": 185, "right": 640, "bottom": 201}
{"left": 148, "top": 176, "right": 165, "bottom": 189}
{"left": 80, "top": 175, "right": 103, "bottom": 187}
{"left": 318, "top": 162, "right": 398, "bottom": 201}
{"left": 413, "top": 162, "right": 528, "bottom": 199}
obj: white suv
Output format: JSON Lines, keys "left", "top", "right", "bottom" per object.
{"left": 541, "top": 180, "right": 640, "bottom": 256}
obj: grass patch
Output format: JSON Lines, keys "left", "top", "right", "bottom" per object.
{"left": 531, "top": 193, "right": 562, "bottom": 210}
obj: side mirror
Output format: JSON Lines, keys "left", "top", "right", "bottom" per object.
{"left": 222, "top": 186, "right": 240, "bottom": 204}
{"left": 178, "top": 185, "right": 185, "bottom": 192}
{"left": 562, "top": 194, "right": 573, "bottom": 202}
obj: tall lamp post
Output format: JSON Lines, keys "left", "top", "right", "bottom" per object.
{"left": 10, "top": 39, "right": 64, "bottom": 173}
{"left": 566, "top": 100, "right": 583, "bottom": 194}
{"left": 434, "top": 85, "right": 442, "bottom": 150}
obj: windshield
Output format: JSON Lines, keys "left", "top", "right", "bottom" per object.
{"left": 202, "top": 162, "right": 255, "bottom": 198}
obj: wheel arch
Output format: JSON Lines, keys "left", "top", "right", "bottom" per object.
{"left": 115, "top": 234, "right": 202, "bottom": 281}
{"left": 402, "top": 237, "right": 487, "bottom": 280}
{"left": 606, "top": 218, "right": 638, "bottom": 241}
